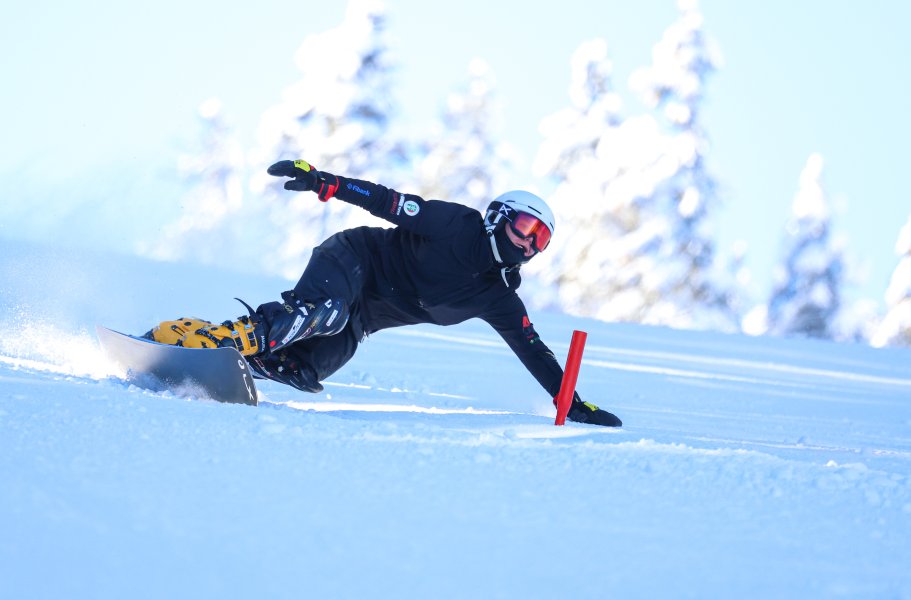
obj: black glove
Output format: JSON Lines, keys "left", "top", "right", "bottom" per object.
{"left": 564, "top": 392, "right": 623, "bottom": 427}
{"left": 267, "top": 159, "right": 340, "bottom": 201}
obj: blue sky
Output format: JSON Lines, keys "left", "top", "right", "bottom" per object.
{"left": 2, "top": 0, "right": 909, "bottom": 313}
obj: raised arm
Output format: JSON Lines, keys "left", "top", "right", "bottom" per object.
{"left": 267, "top": 159, "right": 465, "bottom": 236}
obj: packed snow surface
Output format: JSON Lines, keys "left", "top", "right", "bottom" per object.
{"left": 2, "top": 240, "right": 910, "bottom": 599}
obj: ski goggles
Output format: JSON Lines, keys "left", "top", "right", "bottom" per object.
{"left": 509, "top": 212, "right": 552, "bottom": 252}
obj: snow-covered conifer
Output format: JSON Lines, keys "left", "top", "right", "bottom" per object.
{"left": 250, "top": 0, "right": 409, "bottom": 279}
{"left": 414, "top": 59, "right": 517, "bottom": 212}
{"left": 532, "top": 1, "right": 737, "bottom": 331}
{"left": 872, "top": 214, "right": 911, "bottom": 347}
{"left": 142, "top": 98, "right": 245, "bottom": 266}
{"left": 528, "top": 37, "right": 631, "bottom": 314}
{"left": 625, "top": 0, "right": 737, "bottom": 330}
{"left": 766, "top": 154, "right": 845, "bottom": 339}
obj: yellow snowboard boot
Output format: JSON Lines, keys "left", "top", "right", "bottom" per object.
{"left": 147, "top": 315, "right": 263, "bottom": 356}
{"left": 145, "top": 292, "right": 349, "bottom": 357}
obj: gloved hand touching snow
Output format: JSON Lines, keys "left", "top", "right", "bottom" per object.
{"left": 563, "top": 392, "right": 623, "bottom": 427}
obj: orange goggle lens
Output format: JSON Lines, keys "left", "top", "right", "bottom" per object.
{"left": 510, "top": 212, "right": 552, "bottom": 252}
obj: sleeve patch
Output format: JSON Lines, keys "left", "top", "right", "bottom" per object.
{"left": 403, "top": 198, "right": 420, "bottom": 216}
{"left": 522, "top": 315, "right": 540, "bottom": 344}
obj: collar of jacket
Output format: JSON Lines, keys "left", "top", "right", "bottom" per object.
{"left": 487, "top": 230, "right": 514, "bottom": 287}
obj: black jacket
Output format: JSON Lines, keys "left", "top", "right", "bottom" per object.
{"left": 332, "top": 175, "right": 567, "bottom": 398}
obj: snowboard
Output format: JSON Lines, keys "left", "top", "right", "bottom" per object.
{"left": 96, "top": 326, "right": 258, "bottom": 406}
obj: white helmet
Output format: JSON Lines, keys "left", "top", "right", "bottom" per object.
{"left": 484, "top": 190, "right": 555, "bottom": 254}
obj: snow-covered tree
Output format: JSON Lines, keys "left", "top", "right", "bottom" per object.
{"left": 528, "top": 37, "right": 630, "bottom": 313}
{"left": 872, "top": 214, "right": 911, "bottom": 347}
{"left": 249, "top": 0, "right": 409, "bottom": 279}
{"left": 534, "top": 39, "right": 623, "bottom": 182}
{"left": 531, "top": 0, "right": 737, "bottom": 331}
{"left": 625, "top": 0, "right": 737, "bottom": 330}
{"left": 413, "top": 58, "right": 517, "bottom": 212}
{"left": 764, "top": 153, "right": 845, "bottom": 339}
{"left": 142, "top": 98, "right": 245, "bottom": 266}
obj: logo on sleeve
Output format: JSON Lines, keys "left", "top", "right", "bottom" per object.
{"left": 522, "top": 315, "right": 540, "bottom": 344}
{"left": 403, "top": 198, "right": 420, "bottom": 217}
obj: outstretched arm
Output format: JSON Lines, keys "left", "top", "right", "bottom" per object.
{"left": 481, "top": 293, "right": 622, "bottom": 427}
{"left": 266, "top": 159, "right": 465, "bottom": 236}
{"left": 480, "top": 293, "right": 565, "bottom": 396}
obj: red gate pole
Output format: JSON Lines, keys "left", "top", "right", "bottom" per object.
{"left": 554, "top": 330, "right": 587, "bottom": 425}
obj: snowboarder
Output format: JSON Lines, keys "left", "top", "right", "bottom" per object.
{"left": 147, "top": 160, "right": 622, "bottom": 427}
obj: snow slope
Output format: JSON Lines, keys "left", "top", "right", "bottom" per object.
{"left": 2, "top": 240, "right": 911, "bottom": 599}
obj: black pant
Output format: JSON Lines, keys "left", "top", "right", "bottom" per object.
{"left": 284, "top": 230, "right": 368, "bottom": 383}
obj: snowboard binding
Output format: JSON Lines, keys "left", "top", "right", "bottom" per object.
{"left": 146, "top": 292, "right": 349, "bottom": 357}
{"left": 146, "top": 314, "right": 263, "bottom": 355}
{"left": 248, "top": 351, "right": 324, "bottom": 393}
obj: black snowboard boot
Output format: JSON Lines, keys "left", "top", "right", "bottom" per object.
{"left": 254, "top": 291, "right": 348, "bottom": 355}
{"left": 248, "top": 351, "right": 323, "bottom": 393}
{"left": 566, "top": 394, "right": 622, "bottom": 427}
